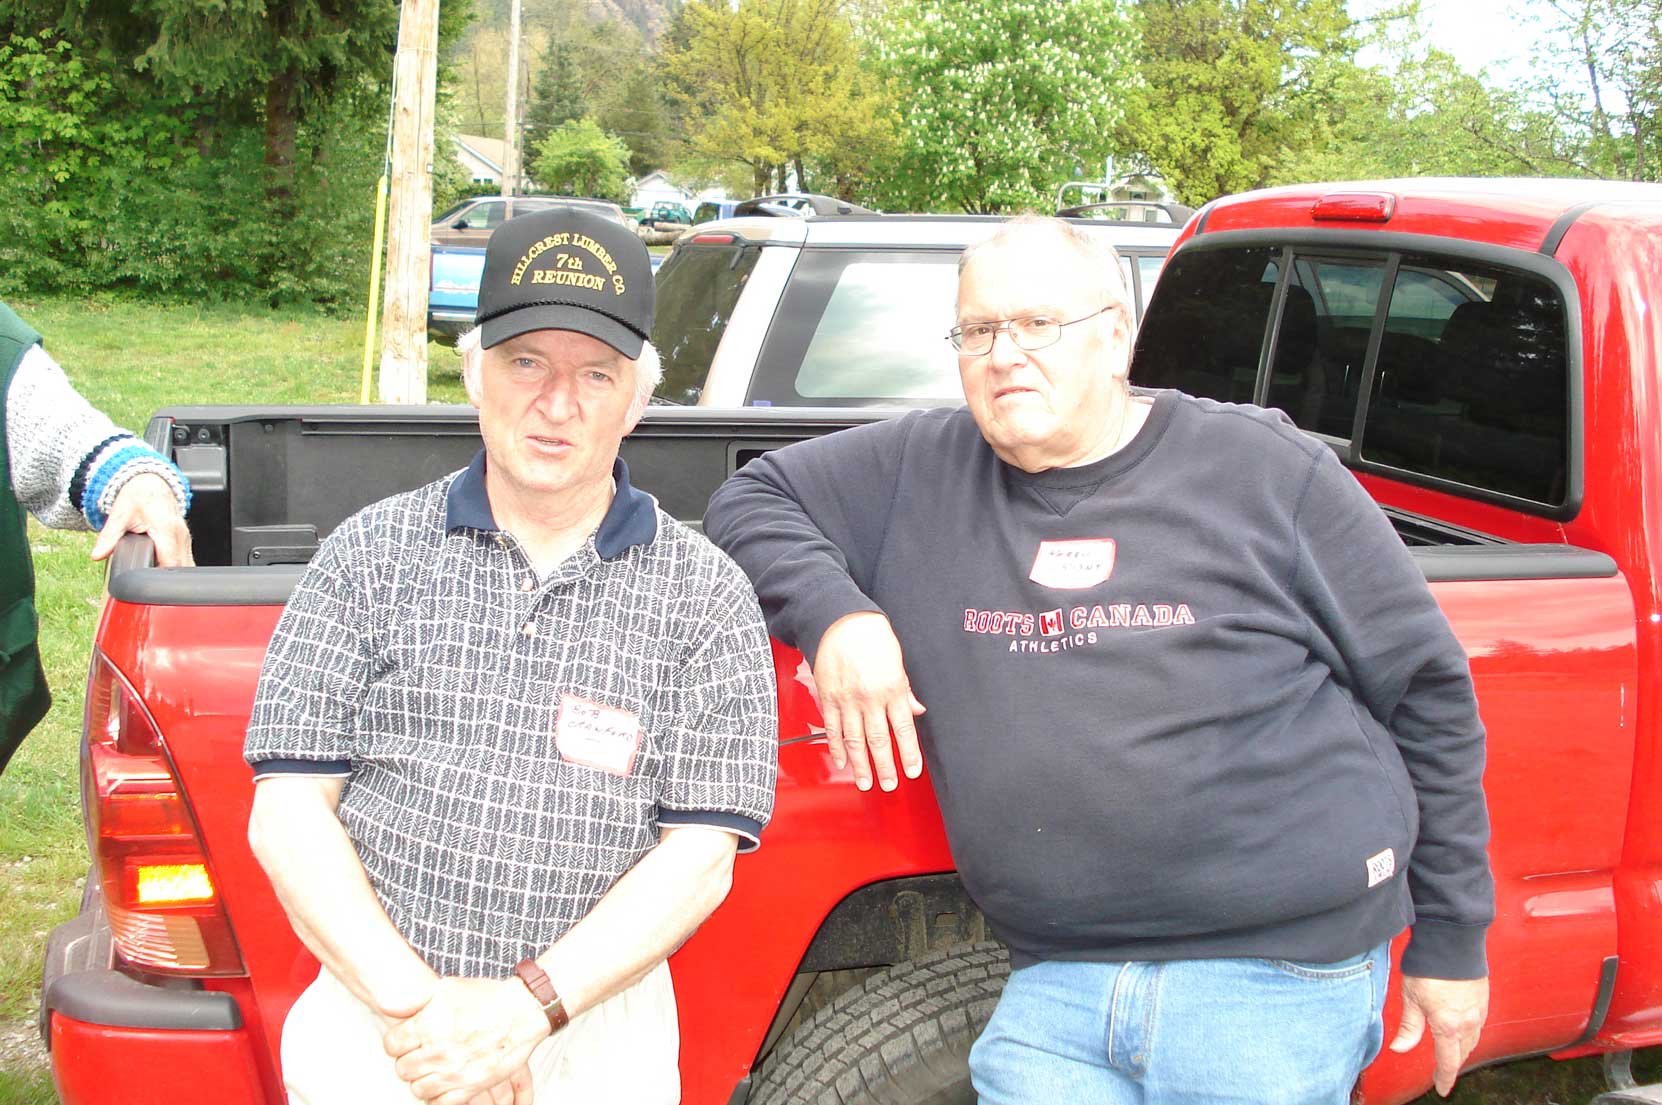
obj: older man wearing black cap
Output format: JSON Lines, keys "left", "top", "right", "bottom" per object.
{"left": 242, "top": 206, "right": 778, "bottom": 1105}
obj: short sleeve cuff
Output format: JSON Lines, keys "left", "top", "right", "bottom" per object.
{"left": 1401, "top": 917, "right": 1489, "bottom": 979}
{"left": 250, "top": 758, "right": 352, "bottom": 782}
{"left": 657, "top": 808, "right": 764, "bottom": 854}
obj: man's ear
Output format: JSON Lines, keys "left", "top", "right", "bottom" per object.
{"left": 462, "top": 347, "right": 484, "bottom": 408}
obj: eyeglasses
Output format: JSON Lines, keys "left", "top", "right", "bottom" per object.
{"left": 946, "top": 305, "right": 1114, "bottom": 355}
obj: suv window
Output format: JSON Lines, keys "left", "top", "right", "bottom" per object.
{"left": 750, "top": 251, "right": 965, "bottom": 407}
{"left": 1133, "top": 244, "right": 1570, "bottom": 507}
{"left": 651, "top": 240, "right": 763, "bottom": 405}
{"left": 461, "top": 200, "right": 506, "bottom": 229}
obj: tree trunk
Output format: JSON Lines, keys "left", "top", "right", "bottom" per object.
{"left": 792, "top": 157, "right": 808, "bottom": 194}
{"left": 754, "top": 163, "right": 771, "bottom": 194}
{"left": 263, "top": 72, "right": 299, "bottom": 212}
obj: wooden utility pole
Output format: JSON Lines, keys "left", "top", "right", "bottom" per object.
{"left": 502, "top": 0, "right": 522, "bottom": 198}
{"left": 378, "top": 0, "right": 440, "bottom": 404}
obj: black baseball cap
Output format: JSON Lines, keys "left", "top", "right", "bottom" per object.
{"left": 475, "top": 204, "right": 654, "bottom": 357}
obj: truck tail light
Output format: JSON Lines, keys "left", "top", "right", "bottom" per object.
{"left": 1311, "top": 192, "right": 1395, "bottom": 222}
{"left": 82, "top": 651, "right": 245, "bottom": 976}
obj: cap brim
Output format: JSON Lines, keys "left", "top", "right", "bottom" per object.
{"left": 480, "top": 303, "right": 645, "bottom": 359}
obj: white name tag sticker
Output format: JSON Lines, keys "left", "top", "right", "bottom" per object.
{"left": 555, "top": 694, "right": 642, "bottom": 777}
{"left": 1029, "top": 539, "right": 1117, "bottom": 590}
{"left": 1365, "top": 848, "right": 1396, "bottom": 888}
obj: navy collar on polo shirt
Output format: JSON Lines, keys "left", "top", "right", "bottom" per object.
{"left": 444, "top": 449, "right": 659, "bottom": 560}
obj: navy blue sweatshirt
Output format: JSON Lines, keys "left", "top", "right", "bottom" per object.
{"left": 705, "top": 391, "right": 1493, "bottom": 979}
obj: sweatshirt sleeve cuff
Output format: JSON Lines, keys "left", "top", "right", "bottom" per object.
{"left": 788, "top": 581, "right": 885, "bottom": 666}
{"left": 1400, "top": 917, "right": 1489, "bottom": 979}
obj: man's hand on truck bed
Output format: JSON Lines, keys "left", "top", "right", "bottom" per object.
{"left": 91, "top": 471, "right": 194, "bottom": 566}
{"left": 813, "top": 612, "right": 927, "bottom": 792}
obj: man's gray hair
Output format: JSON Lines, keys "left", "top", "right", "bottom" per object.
{"left": 959, "top": 214, "right": 1132, "bottom": 315}
{"left": 457, "top": 325, "right": 663, "bottom": 418}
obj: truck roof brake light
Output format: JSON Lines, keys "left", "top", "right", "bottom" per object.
{"left": 1311, "top": 192, "right": 1395, "bottom": 222}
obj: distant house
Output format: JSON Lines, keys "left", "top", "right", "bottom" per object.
{"left": 453, "top": 134, "right": 506, "bottom": 188}
{"left": 630, "top": 170, "right": 697, "bottom": 211}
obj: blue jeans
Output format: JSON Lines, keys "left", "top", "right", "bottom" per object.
{"left": 970, "top": 943, "right": 1391, "bottom": 1105}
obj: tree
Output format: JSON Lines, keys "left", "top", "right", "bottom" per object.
{"left": 661, "top": 0, "right": 894, "bottom": 196}
{"left": 529, "top": 116, "right": 631, "bottom": 199}
{"left": 524, "top": 40, "right": 585, "bottom": 150}
{"left": 1115, "top": 0, "right": 1357, "bottom": 206}
{"left": 870, "top": 0, "right": 1135, "bottom": 213}
{"left": 1533, "top": 0, "right": 1662, "bottom": 180}
{"left": 1275, "top": 49, "right": 1586, "bottom": 184}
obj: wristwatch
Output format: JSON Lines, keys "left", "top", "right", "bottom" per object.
{"left": 512, "top": 958, "right": 570, "bottom": 1035}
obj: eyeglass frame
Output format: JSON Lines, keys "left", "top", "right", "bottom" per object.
{"left": 945, "top": 304, "right": 1118, "bottom": 355}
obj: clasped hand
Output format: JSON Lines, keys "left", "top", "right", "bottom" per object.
{"left": 382, "top": 977, "right": 547, "bottom": 1105}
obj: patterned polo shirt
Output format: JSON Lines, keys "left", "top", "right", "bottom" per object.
{"left": 244, "top": 451, "right": 777, "bottom": 979}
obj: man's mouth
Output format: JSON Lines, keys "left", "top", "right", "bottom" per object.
{"left": 994, "top": 386, "right": 1038, "bottom": 400}
{"left": 527, "top": 434, "right": 573, "bottom": 452}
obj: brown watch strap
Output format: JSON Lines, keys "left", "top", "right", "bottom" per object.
{"left": 513, "top": 958, "right": 570, "bottom": 1034}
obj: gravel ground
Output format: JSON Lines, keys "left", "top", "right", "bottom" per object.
{"left": 0, "top": 1015, "right": 46, "bottom": 1074}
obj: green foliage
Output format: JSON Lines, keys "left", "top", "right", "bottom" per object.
{"left": 525, "top": 41, "right": 585, "bottom": 149}
{"left": 870, "top": 0, "right": 1134, "bottom": 213}
{"left": 529, "top": 116, "right": 631, "bottom": 200}
{"left": 661, "top": 0, "right": 894, "bottom": 196}
{"left": 1530, "top": 0, "right": 1662, "bottom": 181}
{"left": 1276, "top": 49, "right": 1586, "bottom": 184}
{"left": 0, "top": 1, "right": 477, "bottom": 308}
{"left": 0, "top": 29, "right": 391, "bottom": 307}
{"left": 1115, "top": 0, "right": 1357, "bottom": 207}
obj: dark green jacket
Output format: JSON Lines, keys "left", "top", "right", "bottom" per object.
{"left": 0, "top": 303, "right": 52, "bottom": 774}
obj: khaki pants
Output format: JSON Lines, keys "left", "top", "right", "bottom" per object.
{"left": 281, "top": 962, "right": 680, "bottom": 1104}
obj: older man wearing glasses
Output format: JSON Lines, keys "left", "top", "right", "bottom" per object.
{"left": 704, "top": 215, "right": 1493, "bottom": 1104}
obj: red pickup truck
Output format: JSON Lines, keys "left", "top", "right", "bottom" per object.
{"left": 39, "top": 178, "right": 1662, "bottom": 1105}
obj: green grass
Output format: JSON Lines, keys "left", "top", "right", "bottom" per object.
{"left": 0, "top": 1070, "right": 55, "bottom": 1105}
{"left": 1, "top": 296, "right": 1659, "bottom": 1103}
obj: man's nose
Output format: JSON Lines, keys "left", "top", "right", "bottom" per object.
{"left": 988, "top": 325, "right": 1028, "bottom": 369}
{"left": 535, "top": 370, "right": 579, "bottom": 418}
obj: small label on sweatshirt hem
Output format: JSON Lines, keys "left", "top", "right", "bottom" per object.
{"left": 1366, "top": 848, "right": 1395, "bottom": 888}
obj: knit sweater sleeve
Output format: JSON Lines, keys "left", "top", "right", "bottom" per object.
{"left": 5, "top": 344, "right": 189, "bottom": 531}
{"left": 704, "top": 413, "right": 922, "bottom": 664}
{"left": 1290, "top": 447, "right": 1494, "bottom": 979}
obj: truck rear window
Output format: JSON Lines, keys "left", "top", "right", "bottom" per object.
{"left": 1132, "top": 243, "right": 1571, "bottom": 509}
{"left": 652, "top": 241, "right": 763, "bottom": 404}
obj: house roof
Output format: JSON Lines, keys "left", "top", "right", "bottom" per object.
{"left": 454, "top": 134, "right": 507, "bottom": 174}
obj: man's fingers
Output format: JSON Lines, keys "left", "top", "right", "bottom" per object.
{"left": 384, "top": 1020, "right": 419, "bottom": 1057}
{"left": 1431, "top": 1027, "right": 1464, "bottom": 1096}
{"left": 151, "top": 521, "right": 194, "bottom": 567}
{"left": 510, "top": 1064, "right": 534, "bottom": 1105}
{"left": 1388, "top": 1002, "right": 1425, "bottom": 1053}
{"left": 89, "top": 521, "right": 121, "bottom": 562}
{"left": 888, "top": 697, "right": 924, "bottom": 780}
{"left": 822, "top": 704, "right": 848, "bottom": 770}
{"left": 837, "top": 708, "right": 874, "bottom": 790}
{"left": 863, "top": 703, "right": 899, "bottom": 790}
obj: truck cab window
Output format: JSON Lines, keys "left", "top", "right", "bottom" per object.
{"left": 1364, "top": 260, "right": 1568, "bottom": 504}
{"left": 1130, "top": 246, "right": 1280, "bottom": 404}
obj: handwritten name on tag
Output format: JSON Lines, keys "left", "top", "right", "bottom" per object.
{"left": 555, "top": 694, "right": 642, "bottom": 777}
{"left": 1028, "top": 539, "right": 1117, "bottom": 590}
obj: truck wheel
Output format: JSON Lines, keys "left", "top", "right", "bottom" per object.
{"left": 749, "top": 942, "right": 1010, "bottom": 1105}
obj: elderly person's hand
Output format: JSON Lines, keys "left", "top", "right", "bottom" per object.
{"left": 1389, "top": 974, "right": 1489, "bottom": 1096}
{"left": 812, "top": 612, "right": 926, "bottom": 791}
{"left": 384, "top": 977, "right": 546, "bottom": 1105}
{"left": 91, "top": 472, "right": 193, "bottom": 567}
